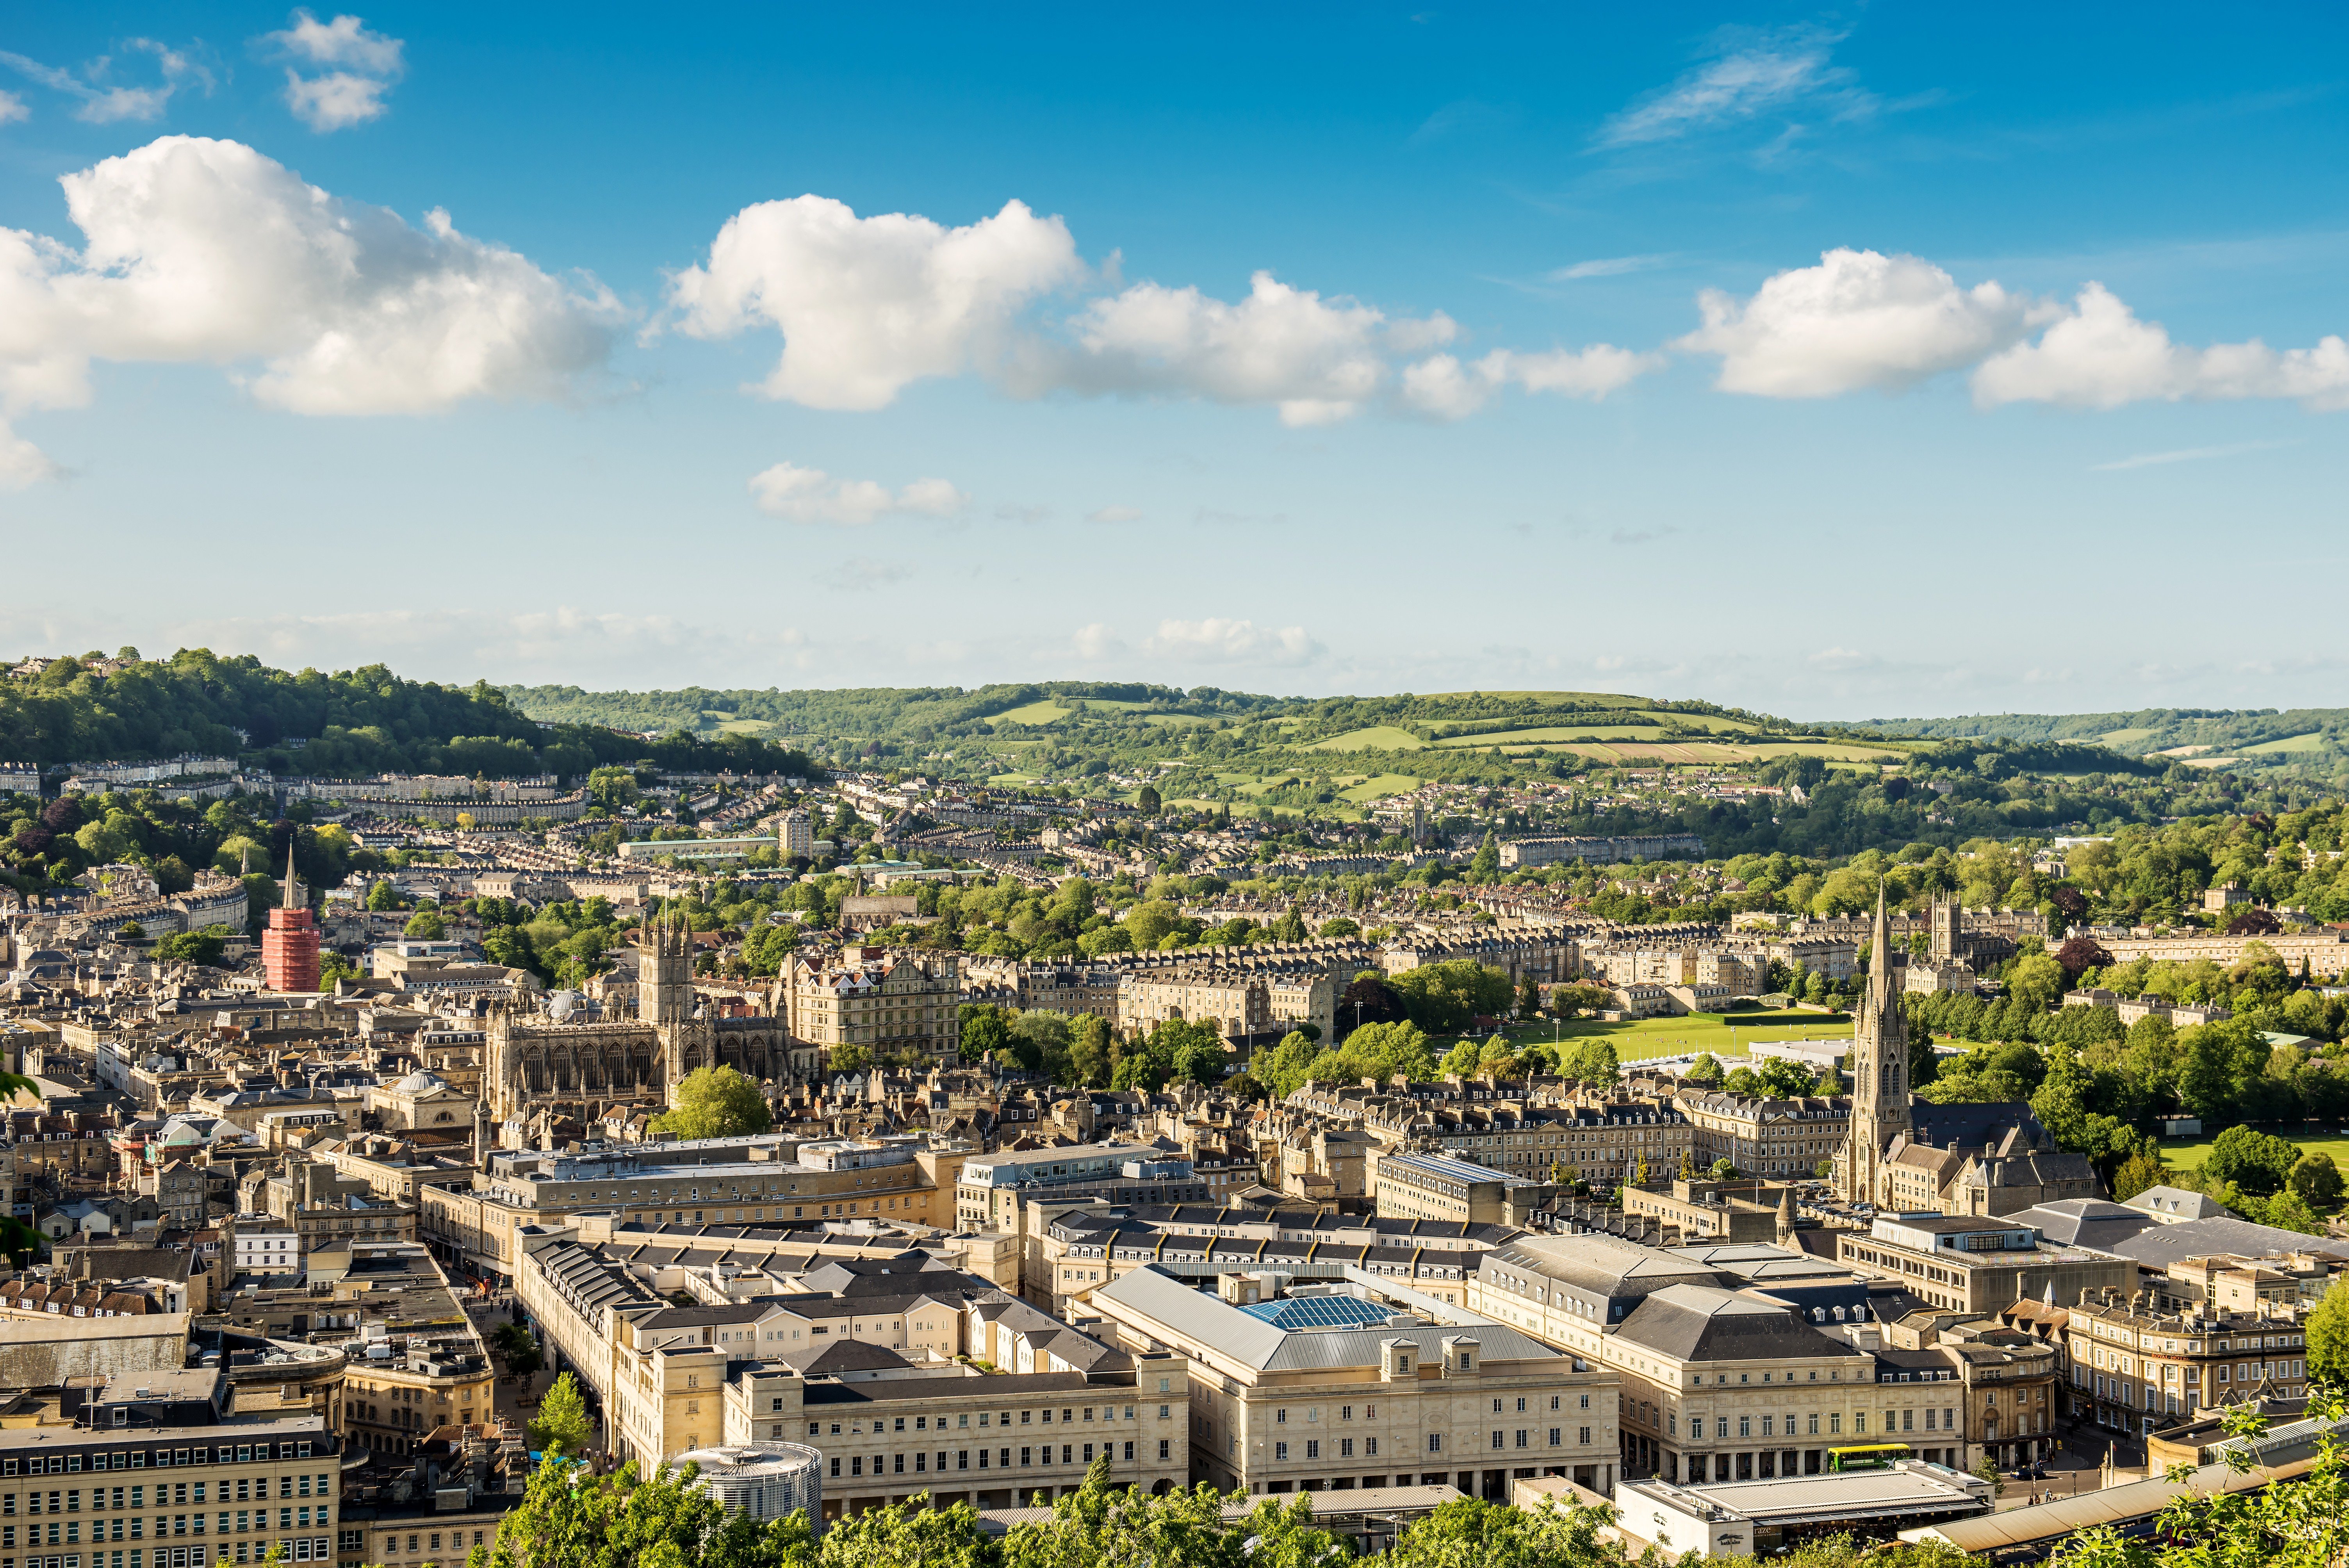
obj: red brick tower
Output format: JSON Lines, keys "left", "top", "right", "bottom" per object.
{"left": 262, "top": 846, "right": 321, "bottom": 993}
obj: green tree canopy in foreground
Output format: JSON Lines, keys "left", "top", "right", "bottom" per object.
{"left": 648, "top": 1066, "right": 773, "bottom": 1141}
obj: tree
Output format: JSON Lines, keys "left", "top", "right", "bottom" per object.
{"left": 2258, "top": 1187, "right": 2328, "bottom": 1237}
{"left": 1123, "top": 900, "right": 1182, "bottom": 950}
{"left": 404, "top": 907, "right": 447, "bottom": 940}
{"left": 1549, "top": 983, "right": 1611, "bottom": 1019}
{"left": 1686, "top": 1053, "right": 1724, "bottom": 1087}
{"left": 1318, "top": 916, "right": 1359, "bottom": 939}
{"left": 1269, "top": 907, "right": 1307, "bottom": 944}
{"left": 1971, "top": 1454, "right": 2006, "bottom": 1499}
{"left": 2110, "top": 1149, "right": 2169, "bottom": 1203}
{"left": 1516, "top": 975, "right": 1540, "bottom": 1017}
{"left": 1467, "top": 832, "right": 1501, "bottom": 882}
{"left": 648, "top": 1065, "right": 772, "bottom": 1141}
{"left": 1135, "top": 784, "right": 1162, "bottom": 815}
{"left": 1392, "top": 960, "right": 1513, "bottom": 1032}
{"left": 959, "top": 1004, "right": 1012, "bottom": 1064}
{"left": 1559, "top": 1038, "right": 1621, "bottom": 1088}
{"left": 154, "top": 928, "right": 226, "bottom": 966}
{"left": 529, "top": 1370, "right": 593, "bottom": 1458}
{"left": 1336, "top": 971, "right": 1408, "bottom": 1037}
{"left": 365, "top": 878, "right": 401, "bottom": 911}
{"left": 1438, "top": 1039, "right": 1483, "bottom": 1078}
{"left": 1069, "top": 1014, "right": 1112, "bottom": 1087}
{"left": 1385, "top": 1496, "right": 1635, "bottom": 1568}
{"left": 2055, "top": 934, "right": 2113, "bottom": 982}
{"left": 2308, "top": 1280, "right": 2349, "bottom": 1388}
{"left": 2204, "top": 1124, "right": 2302, "bottom": 1198}
{"left": 2292, "top": 1151, "right": 2345, "bottom": 1210}
{"left": 471, "top": 1443, "right": 812, "bottom": 1568}
{"left": 1005, "top": 1457, "right": 1349, "bottom": 1568}
{"left": 1709, "top": 1157, "right": 1738, "bottom": 1180}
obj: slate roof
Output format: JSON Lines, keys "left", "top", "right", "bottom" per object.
{"left": 2103, "top": 1214, "right": 2349, "bottom": 1269}
{"left": 1611, "top": 1283, "right": 1873, "bottom": 1363}
{"left": 2126, "top": 1186, "right": 2240, "bottom": 1222}
{"left": 2006, "top": 1199, "right": 2155, "bottom": 1251}
{"left": 1094, "top": 1263, "right": 1561, "bottom": 1373}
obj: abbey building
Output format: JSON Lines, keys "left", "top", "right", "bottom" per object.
{"left": 483, "top": 918, "right": 807, "bottom": 1137}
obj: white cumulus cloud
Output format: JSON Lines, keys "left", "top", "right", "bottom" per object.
{"left": 0, "top": 135, "right": 617, "bottom": 486}
{"left": 673, "top": 193, "right": 1639, "bottom": 425}
{"left": 1142, "top": 617, "right": 1322, "bottom": 666}
{"left": 1400, "top": 344, "right": 1662, "bottom": 419}
{"left": 266, "top": 12, "right": 406, "bottom": 132}
{"left": 1973, "top": 283, "right": 2349, "bottom": 410}
{"left": 1675, "top": 247, "right": 2050, "bottom": 397}
{"left": 1053, "top": 271, "right": 1445, "bottom": 426}
{"left": 747, "top": 461, "right": 966, "bottom": 526}
{"left": 0, "top": 91, "right": 27, "bottom": 125}
{"left": 1677, "top": 248, "right": 2349, "bottom": 412}
{"left": 669, "top": 195, "right": 1082, "bottom": 410}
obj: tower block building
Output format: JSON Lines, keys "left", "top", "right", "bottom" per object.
{"left": 1839, "top": 883, "right": 1911, "bottom": 1208}
{"left": 261, "top": 850, "right": 322, "bottom": 993}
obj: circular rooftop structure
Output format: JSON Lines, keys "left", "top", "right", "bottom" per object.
{"left": 675, "top": 1443, "right": 822, "bottom": 1522}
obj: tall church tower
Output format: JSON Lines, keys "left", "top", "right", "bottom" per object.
{"left": 1844, "top": 882, "right": 1912, "bottom": 1207}
{"left": 638, "top": 916, "right": 693, "bottom": 1027}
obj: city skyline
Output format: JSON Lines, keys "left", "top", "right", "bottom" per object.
{"left": 2, "top": 5, "right": 2345, "bottom": 715}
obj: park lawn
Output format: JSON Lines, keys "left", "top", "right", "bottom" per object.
{"left": 1440, "top": 1010, "right": 1855, "bottom": 1062}
{"left": 2157, "top": 1131, "right": 2349, "bottom": 1174}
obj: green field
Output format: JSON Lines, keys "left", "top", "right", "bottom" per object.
{"left": 2244, "top": 732, "right": 2329, "bottom": 754}
{"left": 2157, "top": 1130, "right": 2349, "bottom": 1174}
{"left": 1419, "top": 690, "right": 1652, "bottom": 708}
{"left": 1310, "top": 726, "right": 1428, "bottom": 752}
{"left": 990, "top": 700, "right": 1075, "bottom": 725}
{"left": 1448, "top": 1009, "right": 1856, "bottom": 1062}
{"left": 1338, "top": 772, "right": 1420, "bottom": 802}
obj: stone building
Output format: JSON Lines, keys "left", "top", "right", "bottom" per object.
{"left": 1093, "top": 1263, "right": 1620, "bottom": 1500}
{"left": 483, "top": 918, "right": 797, "bottom": 1127}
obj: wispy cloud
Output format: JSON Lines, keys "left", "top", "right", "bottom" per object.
{"left": 823, "top": 558, "right": 916, "bottom": 591}
{"left": 2089, "top": 439, "right": 2295, "bottom": 472}
{"left": 0, "top": 40, "right": 210, "bottom": 123}
{"left": 1595, "top": 26, "right": 1870, "bottom": 149}
{"left": 1086, "top": 505, "right": 1142, "bottom": 524}
{"left": 1550, "top": 253, "right": 1676, "bottom": 281}
{"left": 747, "top": 461, "right": 965, "bottom": 525}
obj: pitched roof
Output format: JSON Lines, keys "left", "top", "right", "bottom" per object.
{"left": 1612, "top": 1283, "right": 1873, "bottom": 1363}
{"left": 1095, "top": 1263, "right": 1559, "bottom": 1372}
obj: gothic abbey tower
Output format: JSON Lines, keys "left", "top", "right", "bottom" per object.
{"left": 638, "top": 914, "right": 696, "bottom": 1028}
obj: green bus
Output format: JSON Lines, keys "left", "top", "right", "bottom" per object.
{"left": 1826, "top": 1443, "right": 1914, "bottom": 1472}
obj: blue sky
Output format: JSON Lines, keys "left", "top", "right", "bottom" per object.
{"left": 2, "top": 4, "right": 2346, "bottom": 718}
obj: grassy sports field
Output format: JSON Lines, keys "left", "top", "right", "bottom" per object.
{"left": 1439, "top": 1009, "right": 1855, "bottom": 1062}
{"left": 2157, "top": 1130, "right": 2349, "bottom": 1174}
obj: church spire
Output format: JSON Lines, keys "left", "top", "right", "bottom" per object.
{"left": 282, "top": 841, "right": 303, "bottom": 912}
{"left": 1870, "top": 877, "right": 1891, "bottom": 998}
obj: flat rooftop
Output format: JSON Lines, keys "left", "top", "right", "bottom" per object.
{"left": 1627, "top": 1462, "right": 1986, "bottom": 1526}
